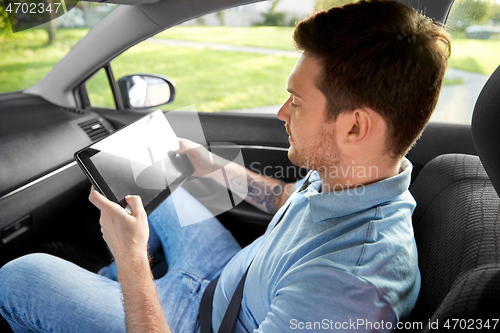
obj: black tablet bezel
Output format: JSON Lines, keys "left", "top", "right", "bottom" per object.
{"left": 74, "top": 111, "right": 194, "bottom": 216}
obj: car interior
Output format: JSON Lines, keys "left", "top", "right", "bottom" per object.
{"left": 1, "top": 0, "right": 499, "bottom": 331}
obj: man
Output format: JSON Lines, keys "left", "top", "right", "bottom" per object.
{"left": 0, "top": 0, "right": 450, "bottom": 332}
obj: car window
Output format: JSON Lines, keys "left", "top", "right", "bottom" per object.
{"left": 0, "top": 3, "right": 116, "bottom": 94}
{"left": 86, "top": 67, "right": 115, "bottom": 109}
{"left": 5, "top": 0, "right": 496, "bottom": 124}
{"left": 431, "top": 0, "right": 500, "bottom": 124}
{"left": 106, "top": 1, "right": 358, "bottom": 113}
{"left": 108, "top": 3, "right": 302, "bottom": 113}
{"left": 0, "top": 0, "right": 353, "bottom": 111}
{"left": 107, "top": 0, "right": 500, "bottom": 123}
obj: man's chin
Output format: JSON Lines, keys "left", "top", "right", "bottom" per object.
{"left": 287, "top": 148, "right": 307, "bottom": 169}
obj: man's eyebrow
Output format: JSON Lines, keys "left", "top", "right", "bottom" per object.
{"left": 287, "top": 88, "right": 302, "bottom": 99}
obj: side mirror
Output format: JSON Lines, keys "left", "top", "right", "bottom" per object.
{"left": 118, "top": 74, "right": 175, "bottom": 110}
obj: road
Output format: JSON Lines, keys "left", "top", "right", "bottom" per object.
{"left": 432, "top": 68, "right": 489, "bottom": 124}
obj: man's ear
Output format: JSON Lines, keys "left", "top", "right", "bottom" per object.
{"left": 338, "top": 108, "right": 371, "bottom": 144}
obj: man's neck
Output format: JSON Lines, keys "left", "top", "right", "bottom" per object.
{"left": 316, "top": 158, "right": 401, "bottom": 193}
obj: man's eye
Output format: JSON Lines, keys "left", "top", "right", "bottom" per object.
{"left": 290, "top": 101, "right": 299, "bottom": 108}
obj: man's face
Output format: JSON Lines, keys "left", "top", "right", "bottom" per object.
{"left": 277, "top": 54, "right": 342, "bottom": 172}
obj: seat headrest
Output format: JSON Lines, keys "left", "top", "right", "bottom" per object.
{"left": 472, "top": 65, "right": 500, "bottom": 197}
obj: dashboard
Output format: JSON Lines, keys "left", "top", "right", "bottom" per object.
{"left": 0, "top": 92, "right": 114, "bottom": 253}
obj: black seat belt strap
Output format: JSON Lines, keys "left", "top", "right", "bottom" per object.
{"left": 217, "top": 267, "right": 250, "bottom": 333}
{"left": 199, "top": 173, "right": 312, "bottom": 333}
{"left": 200, "top": 276, "right": 220, "bottom": 333}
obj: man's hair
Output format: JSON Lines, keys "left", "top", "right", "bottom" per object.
{"left": 293, "top": 0, "right": 451, "bottom": 159}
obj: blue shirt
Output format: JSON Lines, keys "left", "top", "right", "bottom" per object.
{"left": 213, "top": 158, "right": 420, "bottom": 332}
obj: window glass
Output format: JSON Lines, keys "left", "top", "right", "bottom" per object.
{"left": 110, "top": 1, "right": 358, "bottom": 113}
{"left": 431, "top": 0, "right": 500, "bottom": 124}
{"left": 0, "top": 3, "right": 116, "bottom": 94}
{"left": 86, "top": 67, "right": 115, "bottom": 109}
{"left": 111, "top": 0, "right": 497, "bottom": 121}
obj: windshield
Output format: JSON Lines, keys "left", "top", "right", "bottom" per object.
{"left": 0, "top": 2, "right": 116, "bottom": 93}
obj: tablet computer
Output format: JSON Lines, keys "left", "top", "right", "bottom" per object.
{"left": 74, "top": 110, "right": 194, "bottom": 215}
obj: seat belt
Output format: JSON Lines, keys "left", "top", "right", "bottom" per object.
{"left": 199, "top": 174, "right": 312, "bottom": 333}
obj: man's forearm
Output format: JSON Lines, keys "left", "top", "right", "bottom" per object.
{"left": 117, "top": 254, "right": 171, "bottom": 333}
{"left": 89, "top": 189, "right": 170, "bottom": 333}
{"left": 211, "top": 154, "right": 295, "bottom": 215}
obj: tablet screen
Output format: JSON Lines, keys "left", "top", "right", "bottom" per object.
{"left": 75, "top": 110, "right": 193, "bottom": 215}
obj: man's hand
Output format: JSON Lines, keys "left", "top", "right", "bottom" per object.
{"left": 88, "top": 187, "right": 149, "bottom": 264}
{"left": 177, "top": 138, "right": 296, "bottom": 215}
{"left": 89, "top": 187, "right": 171, "bottom": 333}
{"left": 176, "top": 138, "right": 217, "bottom": 178}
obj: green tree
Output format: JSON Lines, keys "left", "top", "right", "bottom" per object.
{"left": 44, "top": 0, "right": 56, "bottom": 44}
{"left": 0, "top": 0, "right": 57, "bottom": 43}
{"left": 216, "top": 11, "right": 224, "bottom": 25}
{"left": 488, "top": 2, "right": 500, "bottom": 24}
{"left": 448, "top": 0, "right": 492, "bottom": 30}
{"left": 0, "top": 0, "right": 13, "bottom": 34}
{"left": 254, "top": 0, "right": 287, "bottom": 26}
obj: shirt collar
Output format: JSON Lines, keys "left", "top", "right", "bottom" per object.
{"left": 304, "top": 157, "right": 413, "bottom": 222}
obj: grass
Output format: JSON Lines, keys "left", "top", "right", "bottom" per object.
{"left": 0, "top": 28, "right": 88, "bottom": 92}
{"left": 0, "top": 28, "right": 295, "bottom": 111}
{"left": 156, "top": 26, "right": 296, "bottom": 51}
{"left": 159, "top": 26, "right": 500, "bottom": 76}
{"left": 105, "top": 43, "right": 295, "bottom": 111}
{"left": 1, "top": 26, "right": 499, "bottom": 112}
{"left": 448, "top": 38, "right": 500, "bottom": 75}
{"left": 443, "top": 77, "right": 464, "bottom": 85}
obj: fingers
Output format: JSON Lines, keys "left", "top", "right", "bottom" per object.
{"left": 89, "top": 186, "right": 121, "bottom": 214}
{"left": 176, "top": 138, "right": 198, "bottom": 155}
{"left": 125, "top": 195, "right": 145, "bottom": 218}
{"left": 176, "top": 138, "right": 189, "bottom": 154}
{"left": 89, "top": 186, "right": 145, "bottom": 218}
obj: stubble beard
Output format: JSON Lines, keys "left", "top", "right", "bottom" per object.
{"left": 286, "top": 123, "right": 342, "bottom": 175}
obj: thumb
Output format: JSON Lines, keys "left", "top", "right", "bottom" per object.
{"left": 89, "top": 186, "right": 120, "bottom": 213}
{"left": 125, "top": 195, "right": 145, "bottom": 217}
{"left": 176, "top": 138, "right": 195, "bottom": 155}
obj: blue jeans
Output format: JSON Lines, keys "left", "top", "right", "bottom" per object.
{"left": 0, "top": 188, "right": 241, "bottom": 333}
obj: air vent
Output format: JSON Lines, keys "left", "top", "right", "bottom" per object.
{"left": 78, "top": 118, "right": 110, "bottom": 141}
{"left": 61, "top": 107, "right": 85, "bottom": 114}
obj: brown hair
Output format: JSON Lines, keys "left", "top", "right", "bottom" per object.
{"left": 293, "top": 0, "right": 451, "bottom": 159}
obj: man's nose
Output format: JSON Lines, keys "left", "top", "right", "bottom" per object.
{"left": 277, "top": 97, "right": 291, "bottom": 123}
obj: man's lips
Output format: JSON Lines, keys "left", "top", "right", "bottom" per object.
{"left": 284, "top": 123, "right": 291, "bottom": 136}
{"left": 284, "top": 123, "right": 293, "bottom": 144}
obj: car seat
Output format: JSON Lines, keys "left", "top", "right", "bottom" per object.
{"left": 402, "top": 65, "right": 500, "bottom": 331}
